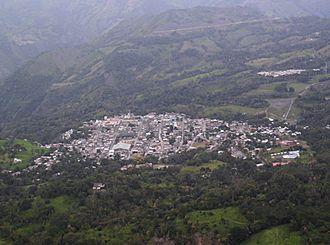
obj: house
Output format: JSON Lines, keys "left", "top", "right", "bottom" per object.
{"left": 282, "top": 150, "right": 300, "bottom": 159}
{"left": 278, "top": 140, "right": 297, "bottom": 147}
{"left": 93, "top": 183, "right": 105, "bottom": 191}
{"left": 13, "top": 158, "right": 22, "bottom": 164}
{"left": 272, "top": 162, "right": 291, "bottom": 167}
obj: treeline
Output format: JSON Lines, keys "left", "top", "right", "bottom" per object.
{"left": 0, "top": 143, "right": 329, "bottom": 244}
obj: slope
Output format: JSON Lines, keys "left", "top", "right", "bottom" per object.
{"left": 1, "top": 0, "right": 329, "bottom": 80}
{"left": 0, "top": 7, "right": 330, "bottom": 142}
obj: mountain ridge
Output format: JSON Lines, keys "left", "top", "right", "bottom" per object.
{"left": 0, "top": 6, "right": 329, "bottom": 142}
{"left": 0, "top": 0, "right": 329, "bottom": 80}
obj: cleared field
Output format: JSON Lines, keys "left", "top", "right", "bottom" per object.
{"left": 245, "top": 81, "right": 308, "bottom": 97}
{"left": 49, "top": 196, "right": 78, "bottom": 213}
{"left": 82, "top": 226, "right": 135, "bottom": 245}
{"left": 185, "top": 207, "right": 248, "bottom": 237}
{"left": 0, "top": 139, "right": 47, "bottom": 171}
{"left": 172, "top": 69, "right": 226, "bottom": 87}
{"left": 246, "top": 57, "right": 277, "bottom": 68}
{"left": 204, "top": 105, "right": 262, "bottom": 116}
{"left": 241, "top": 225, "right": 302, "bottom": 245}
{"left": 266, "top": 98, "right": 293, "bottom": 119}
{"left": 181, "top": 160, "right": 224, "bottom": 174}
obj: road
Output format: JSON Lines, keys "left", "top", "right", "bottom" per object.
{"left": 284, "top": 81, "right": 326, "bottom": 120}
{"left": 284, "top": 98, "right": 295, "bottom": 120}
{"left": 152, "top": 17, "right": 281, "bottom": 34}
{"left": 266, "top": 81, "right": 321, "bottom": 121}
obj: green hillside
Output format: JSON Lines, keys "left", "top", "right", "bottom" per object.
{"left": 0, "top": 139, "right": 47, "bottom": 171}
{"left": 0, "top": 7, "right": 329, "bottom": 142}
{"left": 1, "top": 0, "right": 329, "bottom": 79}
{"left": 241, "top": 225, "right": 302, "bottom": 245}
{"left": 0, "top": 0, "right": 191, "bottom": 79}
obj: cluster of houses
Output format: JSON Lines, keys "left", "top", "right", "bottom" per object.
{"left": 57, "top": 113, "right": 304, "bottom": 165}
{"left": 271, "top": 150, "right": 301, "bottom": 160}
{"left": 258, "top": 69, "right": 320, "bottom": 78}
{"left": 4, "top": 113, "right": 307, "bottom": 177}
{"left": 120, "top": 163, "right": 171, "bottom": 171}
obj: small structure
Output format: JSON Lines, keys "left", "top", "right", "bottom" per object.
{"left": 112, "top": 143, "right": 131, "bottom": 151}
{"left": 282, "top": 150, "right": 300, "bottom": 159}
{"left": 278, "top": 140, "right": 298, "bottom": 147}
{"left": 93, "top": 183, "right": 105, "bottom": 191}
{"left": 272, "top": 162, "right": 291, "bottom": 167}
{"left": 13, "top": 158, "right": 22, "bottom": 164}
{"left": 112, "top": 142, "right": 132, "bottom": 159}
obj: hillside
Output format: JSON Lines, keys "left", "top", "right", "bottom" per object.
{"left": 0, "top": 0, "right": 202, "bottom": 79}
{"left": 0, "top": 0, "right": 329, "bottom": 80}
{"left": 0, "top": 7, "right": 330, "bottom": 142}
{"left": 242, "top": 0, "right": 330, "bottom": 18}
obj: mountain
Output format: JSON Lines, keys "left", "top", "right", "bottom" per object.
{"left": 0, "top": 0, "right": 329, "bottom": 80}
{"left": 0, "top": 6, "right": 329, "bottom": 142}
{"left": 0, "top": 0, "right": 198, "bottom": 79}
{"left": 242, "top": 0, "right": 330, "bottom": 18}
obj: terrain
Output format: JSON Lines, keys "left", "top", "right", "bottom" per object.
{"left": 0, "top": 0, "right": 204, "bottom": 79}
{"left": 0, "top": 139, "right": 46, "bottom": 171}
{"left": 0, "top": 3, "right": 330, "bottom": 245}
{"left": 0, "top": 126, "right": 329, "bottom": 244}
{"left": 1, "top": 0, "right": 329, "bottom": 80}
{"left": 1, "top": 6, "right": 330, "bottom": 143}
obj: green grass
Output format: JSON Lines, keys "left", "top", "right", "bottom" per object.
{"left": 172, "top": 69, "right": 226, "bottom": 88}
{"left": 181, "top": 160, "right": 224, "bottom": 174}
{"left": 193, "top": 37, "right": 222, "bottom": 53}
{"left": 15, "top": 224, "right": 42, "bottom": 239}
{"left": 296, "top": 151, "right": 314, "bottom": 164}
{"left": 204, "top": 105, "right": 261, "bottom": 116}
{"left": 266, "top": 98, "right": 293, "bottom": 119}
{"left": 0, "top": 139, "right": 47, "bottom": 171}
{"left": 81, "top": 226, "right": 135, "bottom": 245}
{"left": 311, "top": 74, "right": 330, "bottom": 84}
{"left": 269, "top": 146, "right": 291, "bottom": 154}
{"left": 49, "top": 196, "right": 77, "bottom": 213}
{"left": 246, "top": 57, "right": 277, "bottom": 68}
{"left": 185, "top": 207, "right": 248, "bottom": 237}
{"left": 244, "top": 83, "right": 279, "bottom": 97}
{"left": 287, "top": 104, "right": 302, "bottom": 122}
{"left": 241, "top": 225, "right": 302, "bottom": 245}
{"left": 289, "top": 83, "right": 308, "bottom": 94}
{"left": 245, "top": 82, "right": 308, "bottom": 97}
{"left": 0, "top": 240, "right": 11, "bottom": 245}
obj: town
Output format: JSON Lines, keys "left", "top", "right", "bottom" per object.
{"left": 55, "top": 113, "right": 303, "bottom": 164}
{"left": 3, "top": 113, "right": 310, "bottom": 176}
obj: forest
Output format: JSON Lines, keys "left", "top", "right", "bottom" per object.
{"left": 0, "top": 129, "right": 329, "bottom": 244}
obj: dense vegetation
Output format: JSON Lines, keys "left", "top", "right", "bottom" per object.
{"left": 1, "top": 7, "right": 330, "bottom": 143}
{"left": 0, "top": 139, "right": 46, "bottom": 171}
{"left": 0, "top": 5, "right": 330, "bottom": 245}
{"left": 0, "top": 140, "right": 329, "bottom": 244}
{"left": 4, "top": 0, "right": 328, "bottom": 80}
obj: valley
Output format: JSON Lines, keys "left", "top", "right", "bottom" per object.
{"left": 1, "top": 7, "right": 330, "bottom": 143}
{"left": 0, "top": 3, "right": 330, "bottom": 245}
